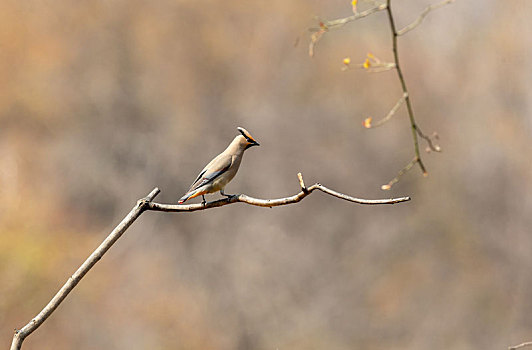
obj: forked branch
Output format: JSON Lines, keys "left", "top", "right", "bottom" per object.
{"left": 313, "top": 0, "right": 451, "bottom": 189}
{"left": 308, "top": 3, "right": 388, "bottom": 57}
{"left": 149, "top": 173, "right": 410, "bottom": 212}
{"left": 11, "top": 174, "right": 409, "bottom": 350}
{"left": 381, "top": 0, "right": 443, "bottom": 189}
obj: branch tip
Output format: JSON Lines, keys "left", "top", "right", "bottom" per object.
{"left": 509, "top": 342, "right": 532, "bottom": 350}
{"left": 297, "top": 173, "right": 308, "bottom": 193}
{"left": 147, "top": 187, "right": 161, "bottom": 200}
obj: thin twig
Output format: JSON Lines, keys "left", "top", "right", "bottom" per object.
{"left": 320, "top": 0, "right": 449, "bottom": 188}
{"left": 510, "top": 342, "right": 532, "bottom": 350}
{"left": 365, "top": 92, "right": 407, "bottom": 128}
{"left": 149, "top": 174, "right": 410, "bottom": 212}
{"left": 308, "top": 3, "right": 387, "bottom": 56}
{"left": 416, "top": 126, "right": 441, "bottom": 152}
{"left": 309, "top": 26, "right": 327, "bottom": 57}
{"left": 343, "top": 55, "right": 396, "bottom": 73}
{"left": 297, "top": 172, "right": 308, "bottom": 193}
{"left": 386, "top": 0, "right": 428, "bottom": 181}
{"left": 10, "top": 175, "right": 410, "bottom": 350}
{"left": 10, "top": 188, "right": 161, "bottom": 350}
{"left": 381, "top": 156, "right": 421, "bottom": 190}
{"left": 397, "top": 0, "right": 455, "bottom": 36}
{"left": 343, "top": 63, "right": 395, "bottom": 73}
{"left": 324, "top": 3, "right": 387, "bottom": 29}
{"left": 149, "top": 183, "right": 410, "bottom": 212}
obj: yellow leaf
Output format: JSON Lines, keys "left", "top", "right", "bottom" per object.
{"left": 363, "top": 117, "right": 372, "bottom": 128}
{"left": 363, "top": 58, "right": 371, "bottom": 69}
{"left": 343, "top": 57, "right": 351, "bottom": 65}
{"left": 367, "top": 52, "right": 375, "bottom": 59}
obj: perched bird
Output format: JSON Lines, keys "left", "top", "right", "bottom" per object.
{"left": 178, "top": 127, "right": 260, "bottom": 204}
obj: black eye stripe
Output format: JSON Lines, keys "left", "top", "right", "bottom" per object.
{"left": 240, "top": 132, "right": 252, "bottom": 142}
{"left": 237, "top": 127, "right": 256, "bottom": 143}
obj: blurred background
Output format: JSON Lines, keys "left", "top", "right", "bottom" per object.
{"left": 1, "top": 0, "right": 531, "bottom": 349}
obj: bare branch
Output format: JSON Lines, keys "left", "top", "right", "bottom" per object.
{"left": 510, "top": 342, "right": 532, "bottom": 350}
{"left": 343, "top": 53, "right": 396, "bottom": 73}
{"left": 364, "top": 92, "right": 407, "bottom": 129}
{"left": 10, "top": 188, "right": 161, "bottom": 350}
{"left": 381, "top": 156, "right": 425, "bottom": 191}
{"left": 343, "top": 62, "right": 395, "bottom": 73}
{"left": 416, "top": 126, "right": 442, "bottom": 152}
{"left": 309, "top": 26, "right": 327, "bottom": 57}
{"left": 311, "top": 0, "right": 453, "bottom": 188}
{"left": 11, "top": 176, "right": 409, "bottom": 349}
{"left": 384, "top": 0, "right": 433, "bottom": 187}
{"left": 324, "top": 3, "right": 387, "bottom": 29}
{"left": 397, "top": 0, "right": 455, "bottom": 36}
{"left": 308, "top": 3, "right": 387, "bottom": 57}
{"left": 382, "top": 0, "right": 451, "bottom": 178}
{"left": 149, "top": 174, "right": 410, "bottom": 212}
{"left": 297, "top": 172, "right": 308, "bottom": 193}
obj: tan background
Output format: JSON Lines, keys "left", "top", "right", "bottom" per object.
{"left": 1, "top": 0, "right": 531, "bottom": 349}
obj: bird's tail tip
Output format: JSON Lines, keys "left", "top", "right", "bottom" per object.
{"left": 178, "top": 189, "right": 205, "bottom": 204}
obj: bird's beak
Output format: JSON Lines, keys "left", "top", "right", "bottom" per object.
{"left": 245, "top": 140, "right": 259, "bottom": 150}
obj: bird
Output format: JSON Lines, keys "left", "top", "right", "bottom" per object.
{"left": 178, "top": 127, "right": 260, "bottom": 205}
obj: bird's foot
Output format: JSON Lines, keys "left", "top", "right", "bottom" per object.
{"left": 220, "top": 190, "right": 239, "bottom": 201}
{"left": 220, "top": 190, "right": 232, "bottom": 198}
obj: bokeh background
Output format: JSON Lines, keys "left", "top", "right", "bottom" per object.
{"left": 1, "top": 0, "right": 531, "bottom": 349}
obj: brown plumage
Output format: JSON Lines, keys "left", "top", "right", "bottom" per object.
{"left": 178, "top": 127, "right": 259, "bottom": 204}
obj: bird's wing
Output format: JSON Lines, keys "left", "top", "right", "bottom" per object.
{"left": 186, "top": 154, "right": 233, "bottom": 193}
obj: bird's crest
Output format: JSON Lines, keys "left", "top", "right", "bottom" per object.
{"left": 237, "top": 127, "right": 258, "bottom": 144}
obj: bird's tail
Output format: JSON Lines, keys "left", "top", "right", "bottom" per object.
{"left": 178, "top": 189, "right": 205, "bottom": 204}
{"left": 178, "top": 193, "right": 191, "bottom": 204}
